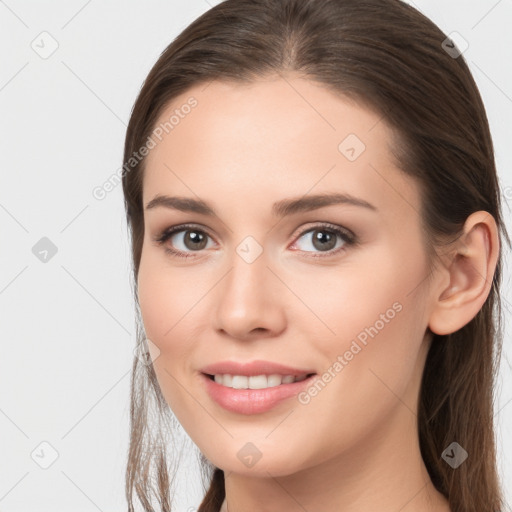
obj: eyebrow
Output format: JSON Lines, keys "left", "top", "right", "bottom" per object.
{"left": 145, "top": 192, "right": 377, "bottom": 217}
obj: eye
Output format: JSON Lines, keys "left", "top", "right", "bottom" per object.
{"left": 153, "top": 224, "right": 215, "bottom": 258}
{"left": 290, "top": 223, "right": 356, "bottom": 257}
{"left": 153, "top": 222, "right": 358, "bottom": 259}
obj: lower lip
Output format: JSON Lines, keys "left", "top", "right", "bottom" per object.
{"left": 200, "top": 373, "right": 316, "bottom": 415}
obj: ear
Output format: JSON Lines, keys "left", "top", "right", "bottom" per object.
{"left": 428, "top": 211, "right": 500, "bottom": 336}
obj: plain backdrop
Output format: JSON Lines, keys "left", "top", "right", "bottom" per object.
{"left": 0, "top": 1, "right": 511, "bottom": 511}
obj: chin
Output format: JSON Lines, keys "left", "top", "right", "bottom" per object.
{"left": 201, "top": 441, "right": 313, "bottom": 478}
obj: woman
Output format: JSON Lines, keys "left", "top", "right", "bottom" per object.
{"left": 121, "top": 0, "right": 510, "bottom": 510}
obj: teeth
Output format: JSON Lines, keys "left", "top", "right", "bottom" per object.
{"left": 212, "top": 373, "right": 308, "bottom": 389}
{"left": 232, "top": 375, "right": 248, "bottom": 389}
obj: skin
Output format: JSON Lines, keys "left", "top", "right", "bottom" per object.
{"left": 137, "top": 74, "right": 499, "bottom": 512}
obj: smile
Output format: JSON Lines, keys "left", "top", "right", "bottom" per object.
{"left": 200, "top": 371, "right": 317, "bottom": 415}
{"left": 208, "top": 373, "right": 311, "bottom": 389}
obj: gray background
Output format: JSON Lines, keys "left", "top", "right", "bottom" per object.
{"left": 0, "top": 0, "right": 510, "bottom": 510}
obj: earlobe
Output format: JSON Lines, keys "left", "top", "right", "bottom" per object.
{"left": 428, "top": 211, "right": 499, "bottom": 336}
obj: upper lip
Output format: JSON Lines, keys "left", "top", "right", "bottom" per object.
{"left": 200, "top": 360, "right": 316, "bottom": 377}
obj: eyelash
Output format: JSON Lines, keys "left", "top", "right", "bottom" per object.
{"left": 153, "top": 222, "right": 358, "bottom": 260}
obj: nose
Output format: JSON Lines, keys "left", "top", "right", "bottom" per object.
{"left": 213, "top": 249, "right": 287, "bottom": 341}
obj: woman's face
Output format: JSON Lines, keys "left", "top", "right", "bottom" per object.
{"left": 138, "top": 75, "right": 439, "bottom": 476}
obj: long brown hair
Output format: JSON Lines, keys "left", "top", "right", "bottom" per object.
{"left": 121, "top": 1, "right": 510, "bottom": 511}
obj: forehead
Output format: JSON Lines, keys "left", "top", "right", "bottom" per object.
{"left": 142, "top": 76, "right": 421, "bottom": 223}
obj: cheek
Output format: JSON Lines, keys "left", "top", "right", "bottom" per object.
{"left": 136, "top": 252, "right": 198, "bottom": 394}
{"left": 290, "top": 241, "right": 425, "bottom": 346}
{"left": 299, "top": 239, "right": 429, "bottom": 393}
{"left": 137, "top": 262, "right": 195, "bottom": 416}
{"left": 138, "top": 247, "right": 197, "bottom": 346}
{"left": 283, "top": 260, "right": 428, "bottom": 466}
{"left": 137, "top": 267, "right": 171, "bottom": 346}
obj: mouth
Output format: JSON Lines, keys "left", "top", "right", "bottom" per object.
{"left": 199, "top": 370, "right": 318, "bottom": 415}
{"left": 203, "top": 372, "right": 316, "bottom": 389}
